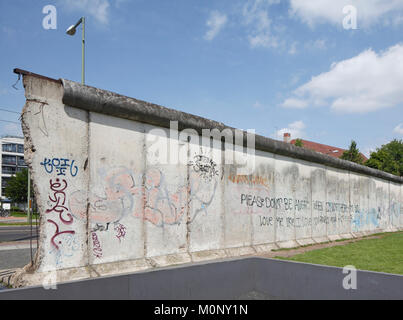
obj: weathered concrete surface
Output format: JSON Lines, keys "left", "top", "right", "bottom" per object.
{"left": 9, "top": 70, "right": 403, "bottom": 287}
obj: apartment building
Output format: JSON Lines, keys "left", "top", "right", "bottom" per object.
{"left": 0, "top": 136, "right": 26, "bottom": 200}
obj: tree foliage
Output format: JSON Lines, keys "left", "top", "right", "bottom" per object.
{"left": 340, "top": 140, "right": 365, "bottom": 165}
{"left": 294, "top": 138, "right": 304, "bottom": 147}
{"left": 366, "top": 139, "right": 403, "bottom": 177}
{"left": 3, "top": 168, "right": 31, "bottom": 204}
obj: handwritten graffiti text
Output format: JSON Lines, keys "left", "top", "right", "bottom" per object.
{"left": 40, "top": 157, "right": 78, "bottom": 177}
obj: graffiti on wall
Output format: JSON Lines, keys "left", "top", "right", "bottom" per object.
{"left": 188, "top": 155, "right": 219, "bottom": 222}
{"left": 40, "top": 157, "right": 78, "bottom": 177}
{"left": 391, "top": 201, "right": 401, "bottom": 218}
{"left": 228, "top": 174, "right": 269, "bottom": 188}
{"left": 188, "top": 154, "right": 219, "bottom": 182}
{"left": 114, "top": 223, "right": 127, "bottom": 242}
{"left": 91, "top": 232, "right": 103, "bottom": 259}
{"left": 48, "top": 232, "right": 80, "bottom": 266}
{"left": 68, "top": 155, "right": 220, "bottom": 235}
{"left": 44, "top": 178, "right": 79, "bottom": 266}
{"left": 46, "top": 179, "right": 75, "bottom": 249}
{"left": 351, "top": 208, "right": 380, "bottom": 231}
{"left": 141, "top": 167, "right": 188, "bottom": 226}
{"left": 390, "top": 201, "right": 402, "bottom": 226}
{"left": 38, "top": 151, "right": 399, "bottom": 265}
{"left": 40, "top": 157, "right": 81, "bottom": 265}
{"left": 226, "top": 175, "right": 270, "bottom": 215}
{"left": 228, "top": 175, "right": 386, "bottom": 232}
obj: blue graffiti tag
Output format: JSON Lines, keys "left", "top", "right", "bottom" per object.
{"left": 391, "top": 202, "right": 401, "bottom": 218}
{"left": 40, "top": 158, "right": 78, "bottom": 177}
{"left": 352, "top": 208, "right": 380, "bottom": 231}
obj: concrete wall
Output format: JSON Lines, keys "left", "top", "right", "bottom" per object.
{"left": 11, "top": 70, "right": 403, "bottom": 287}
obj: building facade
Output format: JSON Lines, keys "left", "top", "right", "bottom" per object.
{"left": 0, "top": 136, "right": 26, "bottom": 201}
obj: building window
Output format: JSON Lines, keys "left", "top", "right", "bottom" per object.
{"left": 2, "top": 166, "right": 16, "bottom": 175}
{"left": 2, "top": 144, "right": 17, "bottom": 153}
{"left": 2, "top": 177, "right": 10, "bottom": 187}
{"left": 17, "top": 156, "right": 25, "bottom": 166}
{"left": 2, "top": 177, "right": 11, "bottom": 195}
{"left": 17, "top": 144, "right": 24, "bottom": 154}
{"left": 2, "top": 155, "right": 16, "bottom": 165}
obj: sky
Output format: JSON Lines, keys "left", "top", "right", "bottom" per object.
{"left": 0, "top": 0, "right": 402, "bottom": 157}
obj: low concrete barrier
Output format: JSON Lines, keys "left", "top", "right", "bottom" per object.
{"left": 10, "top": 68, "right": 402, "bottom": 287}
{"left": 1, "top": 257, "right": 403, "bottom": 300}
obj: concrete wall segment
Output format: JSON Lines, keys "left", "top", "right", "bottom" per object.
{"left": 61, "top": 78, "right": 402, "bottom": 184}
{"left": 8, "top": 72, "right": 402, "bottom": 287}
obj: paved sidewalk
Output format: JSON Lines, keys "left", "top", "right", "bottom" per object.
{"left": 0, "top": 240, "right": 38, "bottom": 251}
{"left": 0, "top": 217, "right": 38, "bottom": 224}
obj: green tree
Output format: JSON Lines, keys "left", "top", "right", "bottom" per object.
{"left": 340, "top": 140, "right": 365, "bottom": 165}
{"left": 3, "top": 168, "right": 32, "bottom": 204}
{"left": 294, "top": 138, "right": 304, "bottom": 147}
{"left": 366, "top": 139, "right": 403, "bottom": 176}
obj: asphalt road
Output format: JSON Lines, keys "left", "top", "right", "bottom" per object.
{"left": 0, "top": 226, "right": 38, "bottom": 242}
{"left": 0, "top": 226, "right": 38, "bottom": 271}
{"left": 0, "top": 249, "right": 36, "bottom": 270}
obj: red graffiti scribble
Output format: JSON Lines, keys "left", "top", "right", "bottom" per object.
{"left": 45, "top": 178, "right": 76, "bottom": 252}
{"left": 68, "top": 191, "right": 87, "bottom": 221}
{"left": 47, "top": 219, "right": 75, "bottom": 250}
{"left": 114, "top": 223, "right": 126, "bottom": 242}
{"left": 72, "top": 167, "right": 135, "bottom": 224}
{"left": 228, "top": 174, "right": 269, "bottom": 188}
{"left": 46, "top": 178, "right": 73, "bottom": 225}
{"left": 142, "top": 184, "right": 188, "bottom": 226}
{"left": 131, "top": 168, "right": 189, "bottom": 226}
{"left": 69, "top": 166, "right": 217, "bottom": 227}
{"left": 91, "top": 232, "right": 103, "bottom": 258}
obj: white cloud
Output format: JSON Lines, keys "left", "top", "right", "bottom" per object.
{"left": 252, "top": 100, "right": 271, "bottom": 109}
{"left": 282, "top": 98, "right": 308, "bottom": 109}
{"left": 62, "top": 0, "right": 111, "bottom": 25}
{"left": 289, "top": 0, "right": 403, "bottom": 28}
{"left": 393, "top": 14, "right": 403, "bottom": 26}
{"left": 273, "top": 120, "right": 306, "bottom": 140}
{"left": 253, "top": 101, "right": 263, "bottom": 109}
{"left": 288, "top": 41, "right": 298, "bottom": 55}
{"left": 306, "top": 39, "right": 328, "bottom": 50}
{"left": 242, "top": 0, "right": 280, "bottom": 49}
{"left": 204, "top": 11, "right": 228, "bottom": 41}
{"left": 394, "top": 124, "right": 403, "bottom": 135}
{"left": 289, "top": 73, "right": 303, "bottom": 86}
{"left": 281, "top": 44, "right": 403, "bottom": 113}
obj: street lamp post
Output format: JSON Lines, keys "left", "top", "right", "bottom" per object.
{"left": 27, "top": 170, "right": 30, "bottom": 223}
{"left": 66, "top": 17, "right": 85, "bottom": 84}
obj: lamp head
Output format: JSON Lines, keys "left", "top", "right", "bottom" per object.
{"left": 66, "top": 25, "right": 77, "bottom": 36}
